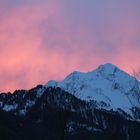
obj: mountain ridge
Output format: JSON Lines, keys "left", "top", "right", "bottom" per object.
{"left": 0, "top": 63, "right": 140, "bottom": 121}
{"left": 46, "top": 63, "right": 140, "bottom": 121}
{"left": 0, "top": 86, "right": 140, "bottom": 140}
{"left": 0, "top": 63, "right": 140, "bottom": 140}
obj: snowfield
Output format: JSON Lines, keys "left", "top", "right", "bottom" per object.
{"left": 46, "top": 63, "right": 140, "bottom": 120}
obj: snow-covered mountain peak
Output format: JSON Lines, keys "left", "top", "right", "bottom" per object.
{"left": 63, "top": 71, "right": 85, "bottom": 82}
{"left": 45, "top": 63, "right": 139, "bottom": 97}
{"left": 45, "top": 63, "right": 140, "bottom": 120}
{"left": 47, "top": 80, "right": 58, "bottom": 87}
{"left": 95, "top": 63, "right": 119, "bottom": 75}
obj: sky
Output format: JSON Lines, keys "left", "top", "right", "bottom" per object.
{"left": 0, "top": 0, "right": 140, "bottom": 92}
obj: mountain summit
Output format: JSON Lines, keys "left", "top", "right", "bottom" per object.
{"left": 0, "top": 63, "right": 140, "bottom": 140}
{"left": 46, "top": 63, "right": 140, "bottom": 120}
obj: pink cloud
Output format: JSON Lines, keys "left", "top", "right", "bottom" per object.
{"left": 0, "top": 1, "right": 139, "bottom": 92}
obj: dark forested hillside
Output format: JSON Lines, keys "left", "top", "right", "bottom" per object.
{"left": 0, "top": 87, "right": 140, "bottom": 140}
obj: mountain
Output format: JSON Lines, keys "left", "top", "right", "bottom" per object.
{"left": 0, "top": 87, "right": 140, "bottom": 140}
{"left": 46, "top": 63, "right": 140, "bottom": 121}
{"left": 0, "top": 63, "right": 140, "bottom": 140}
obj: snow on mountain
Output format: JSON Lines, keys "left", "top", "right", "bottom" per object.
{"left": 0, "top": 85, "right": 46, "bottom": 115}
{"left": 46, "top": 63, "right": 140, "bottom": 120}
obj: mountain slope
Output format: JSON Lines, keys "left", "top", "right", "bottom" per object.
{"left": 46, "top": 63, "right": 140, "bottom": 121}
{"left": 0, "top": 87, "right": 140, "bottom": 140}
{"left": 0, "top": 63, "right": 140, "bottom": 140}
